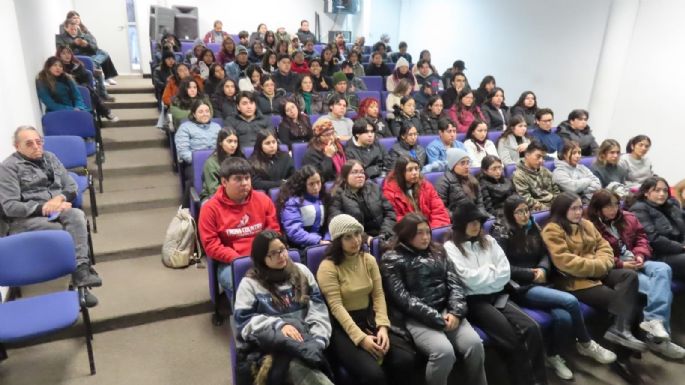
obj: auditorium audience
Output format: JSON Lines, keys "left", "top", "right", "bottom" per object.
{"left": 480, "top": 87, "right": 510, "bottom": 132}
{"left": 36, "top": 57, "right": 88, "bottom": 113}
{"left": 211, "top": 78, "right": 238, "bottom": 120}
{"left": 496, "top": 115, "right": 530, "bottom": 165}
{"left": 473, "top": 75, "right": 496, "bottom": 106}
{"left": 512, "top": 141, "right": 560, "bottom": 211}
{"left": 478, "top": 155, "right": 516, "bottom": 217}
{"left": 425, "top": 118, "right": 466, "bottom": 173}
{"left": 510, "top": 91, "right": 538, "bottom": 127}
{"left": 390, "top": 96, "right": 423, "bottom": 136}
{"left": 436, "top": 148, "right": 486, "bottom": 213}
{"left": 449, "top": 90, "right": 485, "bottom": 134}
{"left": 57, "top": 14, "right": 118, "bottom": 84}
{"left": 278, "top": 98, "right": 313, "bottom": 149}
{"left": 357, "top": 98, "right": 392, "bottom": 138}
{"left": 385, "top": 122, "right": 427, "bottom": 171}
{"left": 200, "top": 127, "right": 244, "bottom": 202}
{"left": 294, "top": 74, "right": 326, "bottom": 115}
{"left": 302, "top": 119, "right": 347, "bottom": 182}
{"left": 557, "top": 109, "right": 599, "bottom": 156}
{"left": 385, "top": 79, "right": 412, "bottom": 120}
{"left": 309, "top": 58, "right": 333, "bottom": 92}
{"left": 365, "top": 52, "right": 392, "bottom": 77}
{"left": 256, "top": 74, "right": 286, "bottom": 116}
{"left": 224, "top": 45, "right": 250, "bottom": 82}
{"left": 463, "top": 120, "right": 498, "bottom": 165}
{"left": 319, "top": 95, "right": 353, "bottom": 140}
{"left": 386, "top": 57, "right": 416, "bottom": 92}
{"left": 441, "top": 71, "right": 468, "bottom": 110}
{"left": 529, "top": 108, "right": 563, "bottom": 159}
{"left": 552, "top": 141, "right": 602, "bottom": 203}
{"left": 420, "top": 96, "right": 445, "bottom": 135}
{"left": 344, "top": 119, "right": 386, "bottom": 179}
{"left": 226, "top": 91, "right": 271, "bottom": 147}
{"left": 170, "top": 78, "right": 212, "bottom": 131}
{"left": 215, "top": 38, "right": 236, "bottom": 66}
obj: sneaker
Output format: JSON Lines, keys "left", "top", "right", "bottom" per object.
{"left": 106, "top": 113, "right": 120, "bottom": 122}
{"left": 640, "top": 319, "right": 670, "bottom": 342}
{"left": 104, "top": 95, "right": 116, "bottom": 102}
{"left": 546, "top": 355, "right": 573, "bottom": 380}
{"left": 647, "top": 340, "right": 685, "bottom": 360}
{"left": 577, "top": 340, "right": 617, "bottom": 364}
{"left": 604, "top": 326, "right": 647, "bottom": 352}
{"left": 72, "top": 264, "right": 102, "bottom": 288}
{"left": 106, "top": 78, "right": 117, "bottom": 85}
{"left": 82, "top": 289, "right": 99, "bottom": 308}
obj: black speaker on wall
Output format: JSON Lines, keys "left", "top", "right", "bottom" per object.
{"left": 149, "top": 5, "right": 175, "bottom": 42}
{"left": 324, "top": 0, "right": 360, "bottom": 14}
{"left": 173, "top": 5, "right": 199, "bottom": 40}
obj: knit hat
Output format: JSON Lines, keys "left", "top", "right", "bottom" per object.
{"left": 395, "top": 57, "right": 409, "bottom": 69}
{"left": 235, "top": 45, "right": 248, "bottom": 55}
{"left": 162, "top": 50, "right": 175, "bottom": 60}
{"left": 329, "top": 214, "right": 364, "bottom": 241}
{"left": 332, "top": 71, "right": 347, "bottom": 86}
{"left": 446, "top": 147, "right": 470, "bottom": 171}
{"left": 312, "top": 118, "right": 335, "bottom": 137}
{"left": 452, "top": 201, "right": 490, "bottom": 225}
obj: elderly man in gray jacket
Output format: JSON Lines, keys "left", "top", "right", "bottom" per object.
{"left": 0, "top": 126, "right": 101, "bottom": 304}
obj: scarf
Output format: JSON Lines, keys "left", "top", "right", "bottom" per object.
{"left": 302, "top": 92, "right": 312, "bottom": 115}
{"left": 246, "top": 259, "right": 309, "bottom": 309}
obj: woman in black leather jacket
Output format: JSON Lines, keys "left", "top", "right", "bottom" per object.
{"left": 380, "top": 213, "right": 486, "bottom": 385}
{"left": 478, "top": 155, "right": 515, "bottom": 216}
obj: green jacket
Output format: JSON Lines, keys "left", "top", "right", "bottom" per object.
{"left": 200, "top": 153, "right": 220, "bottom": 202}
{"left": 169, "top": 95, "right": 213, "bottom": 131}
{"left": 512, "top": 160, "right": 560, "bottom": 210}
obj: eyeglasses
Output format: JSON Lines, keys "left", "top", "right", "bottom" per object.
{"left": 350, "top": 170, "right": 365, "bottom": 176}
{"left": 513, "top": 208, "right": 530, "bottom": 216}
{"left": 267, "top": 247, "right": 288, "bottom": 259}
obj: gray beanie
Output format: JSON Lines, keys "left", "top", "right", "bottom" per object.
{"left": 329, "top": 214, "right": 364, "bottom": 241}
{"left": 446, "top": 147, "right": 470, "bottom": 171}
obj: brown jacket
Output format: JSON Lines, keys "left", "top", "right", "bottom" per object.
{"left": 541, "top": 219, "right": 614, "bottom": 291}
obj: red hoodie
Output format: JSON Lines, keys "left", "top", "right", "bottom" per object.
{"left": 291, "top": 61, "right": 310, "bottom": 75}
{"left": 382, "top": 177, "right": 451, "bottom": 228}
{"left": 199, "top": 188, "right": 281, "bottom": 263}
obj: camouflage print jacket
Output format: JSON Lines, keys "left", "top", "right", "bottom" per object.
{"left": 512, "top": 160, "right": 560, "bottom": 211}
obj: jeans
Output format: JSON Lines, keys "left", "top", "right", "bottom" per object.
{"left": 517, "top": 285, "right": 592, "bottom": 355}
{"left": 638, "top": 261, "right": 673, "bottom": 331}
{"left": 217, "top": 262, "right": 233, "bottom": 293}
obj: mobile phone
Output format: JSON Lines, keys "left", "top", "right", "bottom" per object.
{"left": 47, "top": 212, "right": 61, "bottom": 222}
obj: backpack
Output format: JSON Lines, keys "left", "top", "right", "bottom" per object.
{"left": 161, "top": 206, "right": 202, "bottom": 268}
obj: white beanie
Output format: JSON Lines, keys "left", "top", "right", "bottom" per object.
{"left": 329, "top": 214, "right": 364, "bottom": 241}
{"left": 446, "top": 147, "right": 470, "bottom": 171}
{"left": 395, "top": 57, "right": 409, "bottom": 69}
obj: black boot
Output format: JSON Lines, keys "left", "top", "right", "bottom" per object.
{"left": 610, "top": 357, "right": 644, "bottom": 385}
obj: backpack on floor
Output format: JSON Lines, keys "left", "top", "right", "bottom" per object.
{"left": 161, "top": 207, "right": 202, "bottom": 268}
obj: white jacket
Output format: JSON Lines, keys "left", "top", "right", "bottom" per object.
{"left": 444, "top": 236, "right": 511, "bottom": 295}
{"left": 464, "top": 139, "right": 498, "bottom": 166}
{"left": 552, "top": 159, "right": 601, "bottom": 202}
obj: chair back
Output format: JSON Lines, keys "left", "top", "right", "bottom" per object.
{"left": 380, "top": 91, "right": 389, "bottom": 111}
{"left": 304, "top": 245, "right": 328, "bottom": 276}
{"left": 271, "top": 115, "right": 282, "bottom": 128}
{"left": 42, "top": 110, "right": 96, "bottom": 139}
{"left": 207, "top": 42, "right": 221, "bottom": 54}
{"left": 504, "top": 164, "right": 517, "bottom": 178}
{"left": 487, "top": 131, "right": 503, "bottom": 143}
{"left": 356, "top": 90, "right": 380, "bottom": 103}
{"left": 292, "top": 142, "right": 309, "bottom": 169}
{"left": 483, "top": 218, "right": 495, "bottom": 234}
{"left": 75, "top": 55, "right": 94, "bottom": 72}
{"left": 269, "top": 188, "right": 280, "bottom": 203}
{"left": 192, "top": 149, "right": 213, "bottom": 193}
{"left": 360, "top": 76, "right": 383, "bottom": 92}
{"left": 76, "top": 85, "right": 93, "bottom": 111}
{"left": 432, "top": 226, "right": 451, "bottom": 244}
{"left": 424, "top": 172, "right": 442, "bottom": 186}
{"left": 43, "top": 136, "right": 88, "bottom": 169}
{"left": 417, "top": 135, "right": 438, "bottom": 149}
{"left": 379, "top": 137, "right": 396, "bottom": 152}
{"left": 231, "top": 251, "right": 301, "bottom": 305}
{"left": 243, "top": 144, "right": 288, "bottom": 159}
{"left": 532, "top": 210, "right": 551, "bottom": 226}
{"left": 544, "top": 160, "right": 556, "bottom": 171}
{"left": 0, "top": 230, "right": 76, "bottom": 286}
{"left": 579, "top": 157, "right": 595, "bottom": 168}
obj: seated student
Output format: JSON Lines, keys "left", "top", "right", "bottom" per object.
{"left": 199, "top": 157, "right": 280, "bottom": 293}
{"left": 386, "top": 57, "right": 416, "bottom": 93}
{"left": 0, "top": 126, "right": 102, "bottom": 306}
{"left": 480, "top": 87, "right": 510, "bottom": 132}
{"left": 225, "top": 45, "right": 251, "bottom": 83}
{"left": 591, "top": 139, "right": 630, "bottom": 198}
{"left": 303, "top": 119, "right": 347, "bottom": 182}
{"left": 329, "top": 160, "right": 396, "bottom": 243}
{"left": 162, "top": 63, "right": 204, "bottom": 107}
{"left": 270, "top": 53, "right": 299, "bottom": 94}
{"left": 256, "top": 74, "right": 286, "bottom": 116}
{"left": 318, "top": 95, "right": 354, "bottom": 140}
{"left": 344, "top": 119, "right": 386, "bottom": 179}
{"left": 248, "top": 129, "right": 295, "bottom": 191}
{"left": 420, "top": 96, "right": 446, "bottom": 135}
{"left": 153, "top": 51, "right": 177, "bottom": 103}
{"left": 436, "top": 148, "right": 486, "bottom": 214}
{"left": 191, "top": 48, "right": 216, "bottom": 80}
{"left": 629, "top": 177, "right": 685, "bottom": 280}
{"left": 415, "top": 50, "right": 439, "bottom": 75}
{"left": 321, "top": 47, "right": 340, "bottom": 77}
{"left": 390, "top": 41, "right": 412, "bottom": 64}
{"left": 309, "top": 58, "right": 333, "bottom": 92}
{"left": 36, "top": 57, "right": 88, "bottom": 113}
{"left": 413, "top": 83, "right": 434, "bottom": 113}
{"left": 496, "top": 115, "right": 531, "bottom": 166}
{"left": 226, "top": 91, "right": 271, "bottom": 148}
{"left": 248, "top": 41, "right": 266, "bottom": 64}
{"left": 619, "top": 135, "right": 654, "bottom": 189}
{"left": 383, "top": 156, "right": 451, "bottom": 228}
{"left": 473, "top": 76, "right": 496, "bottom": 107}
{"left": 510, "top": 91, "right": 539, "bottom": 127}
{"left": 203, "top": 19, "right": 230, "bottom": 44}
{"left": 557, "top": 109, "right": 599, "bottom": 156}
{"left": 381, "top": 213, "right": 487, "bottom": 385}
{"left": 248, "top": 23, "right": 266, "bottom": 46}
{"left": 479, "top": 155, "right": 516, "bottom": 217}
{"left": 588, "top": 190, "right": 685, "bottom": 359}
{"left": 340, "top": 60, "right": 366, "bottom": 92}
{"left": 201, "top": 127, "right": 244, "bottom": 202}
{"left": 297, "top": 19, "right": 316, "bottom": 44}
{"left": 449, "top": 90, "right": 485, "bottom": 134}
{"left": 385, "top": 79, "right": 413, "bottom": 120}
{"left": 542, "top": 192, "right": 648, "bottom": 381}
{"left": 317, "top": 215, "right": 416, "bottom": 385}
{"left": 390, "top": 96, "right": 423, "bottom": 137}
{"left": 348, "top": 50, "right": 366, "bottom": 77}
{"left": 211, "top": 78, "right": 238, "bottom": 120}
{"left": 203, "top": 63, "right": 225, "bottom": 97}
{"left": 233, "top": 230, "right": 333, "bottom": 385}
{"left": 184, "top": 41, "right": 206, "bottom": 66}
{"left": 175, "top": 99, "right": 221, "bottom": 165}
{"left": 294, "top": 74, "right": 326, "bottom": 115}
{"left": 357, "top": 98, "right": 392, "bottom": 138}
{"left": 441, "top": 60, "right": 467, "bottom": 92}
{"left": 414, "top": 59, "right": 442, "bottom": 93}
{"left": 528, "top": 108, "right": 563, "bottom": 159}
{"left": 57, "top": 17, "right": 118, "bottom": 83}
{"left": 445, "top": 202, "right": 547, "bottom": 385}
{"left": 441, "top": 71, "right": 469, "bottom": 111}
{"left": 215, "top": 37, "right": 236, "bottom": 66}
{"left": 492, "top": 196, "right": 616, "bottom": 380}
{"left": 170, "top": 78, "right": 213, "bottom": 131}
{"left": 372, "top": 41, "right": 390, "bottom": 62}
{"left": 291, "top": 50, "right": 310, "bottom": 75}
{"left": 237, "top": 30, "right": 249, "bottom": 47}
{"left": 425, "top": 118, "right": 467, "bottom": 173}
{"left": 326, "top": 71, "right": 360, "bottom": 112}
{"left": 237, "top": 64, "right": 261, "bottom": 93}
{"left": 277, "top": 166, "right": 329, "bottom": 249}
{"left": 301, "top": 39, "right": 317, "bottom": 62}
{"left": 512, "top": 141, "right": 561, "bottom": 211}
{"left": 365, "top": 52, "right": 392, "bottom": 77}
{"left": 384, "top": 122, "right": 427, "bottom": 171}
{"left": 155, "top": 32, "right": 181, "bottom": 63}
{"left": 553, "top": 140, "right": 601, "bottom": 203}
{"left": 278, "top": 98, "right": 313, "bottom": 150}
{"left": 463, "top": 119, "right": 498, "bottom": 165}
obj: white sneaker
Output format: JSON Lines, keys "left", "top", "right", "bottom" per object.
{"left": 106, "top": 113, "right": 119, "bottom": 122}
{"left": 647, "top": 340, "right": 685, "bottom": 360}
{"left": 640, "top": 319, "right": 670, "bottom": 341}
{"left": 106, "top": 78, "right": 117, "bottom": 85}
{"left": 576, "top": 340, "right": 617, "bottom": 364}
{"left": 546, "top": 355, "right": 573, "bottom": 380}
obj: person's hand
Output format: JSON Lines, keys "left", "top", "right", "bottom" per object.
{"left": 320, "top": 79, "right": 328, "bottom": 89}
{"left": 444, "top": 314, "right": 459, "bottom": 331}
{"left": 281, "top": 324, "right": 303, "bottom": 342}
{"left": 59, "top": 201, "right": 72, "bottom": 212}
{"left": 323, "top": 142, "right": 337, "bottom": 157}
{"left": 517, "top": 143, "right": 530, "bottom": 152}
{"left": 622, "top": 261, "right": 641, "bottom": 270}
{"left": 533, "top": 268, "right": 547, "bottom": 284}
{"left": 319, "top": 240, "right": 331, "bottom": 245}
{"left": 376, "top": 326, "right": 390, "bottom": 353}
{"left": 360, "top": 335, "right": 384, "bottom": 360}
{"left": 42, "top": 196, "right": 66, "bottom": 216}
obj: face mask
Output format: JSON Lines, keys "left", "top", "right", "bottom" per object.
{"left": 345, "top": 73, "right": 354, "bottom": 80}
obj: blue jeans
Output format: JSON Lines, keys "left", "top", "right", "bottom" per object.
{"left": 638, "top": 261, "right": 673, "bottom": 332}
{"left": 217, "top": 262, "right": 233, "bottom": 293}
{"left": 517, "top": 285, "right": 591, "bottom": 355}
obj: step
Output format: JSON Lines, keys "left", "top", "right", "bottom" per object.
{"left": 101, "top": 108, "right": 158, "bottom": 128}
{"left": 106, "top": 75, "right": 155, "bottom": 95}
{"left": 2, "top": 313, "right": 230, "bottom": 384}
{"left": 101, "top": 126, "right": 167, "bottom": 150}
{"left": 91, "top": 206, "right": 178, "bottom": 261}
{"left": 90, "top": 147, "right": 173, "bottom": 177}
{"left": 106, "top": 93, "right": 157, "bottom": 109}
{"left": 82, "top": 173, "right": 181, "bottom": 215}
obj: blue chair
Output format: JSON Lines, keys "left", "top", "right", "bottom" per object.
{"left": 360, "top": 76, "right": 383, "bottom": 92}
{"left": 42, "top": 110, "right": 104, "bottom": 193}
{"left": 386, "top": 63, "right": 395, "bottom": 73}
{"left": 469, "top": 167, "right": 481, "bottom": 176}
{"left": 313, "top": 44, "right": 325, "bottom": 55}
{"left": 207, "top": 42, "right": 221, "bottom": 54}
{"left": 76, "top": 85, "right": 105, "bottom": 155}
{"left": 75, "top": 55, "right": 94, "bottom": 73}
{"left": 180, "top": 41, "right": 194, "bottom": 53}
{"left": 579, "top": 156, "right": 595, "bottom": 168}
{"left": 0, "top": 230, "right": 95, "bottom": 375}
{"left": 379, "top": 137, "right": 396, "bottom": 152}
{"left": 532, "top": 210, "right": 551, "bottom": 225}
{"left": 309, "top": 114, "right": 320, "bottom": 125}
{"left": 43, "top": 136, "right": 98, "bottom": 233}
{"left": 380, "top": 91, "right": 389, "bottom": 111}
{"left": 189, "top": 149, "right": 213, "bottom": 219}
{"left": 457, "top": 133, "right": 466, "bottom": 142}
{"left": 483, "top": 218, "right": 495, "bottom": 234}
{"left": 242, "top": 144, "right": 288, "bottom": 159}
{"left": 292, "top": 142, "right": 309, "bottom": 169}
{"left": 304, "top": 244, "right": 328, "bottom": 276}
{"left": 418, "top": 135, "right": 438, "bottom": 148}
{"left": 271, "top": 115, "right": 282, "bottom": 128}
{"left": 424, "top": 172, "right": 442, "bottom": 186}
{"left": 487, "top": 131, "right": 503, "bottom": 143}
{"left": 544, "top": 160, "right": 556, "bottom": 171}
{"left": 269, "top": 188, "right": 280, "bottom": 203}
{"left": 432, "top": 225, "right": 451, "bottom": 244}
{"left": 356, "top": 90, "right": 380, "bottom": 103}
{"left": 504, "top": 163, "right": 517, "bottom": 178}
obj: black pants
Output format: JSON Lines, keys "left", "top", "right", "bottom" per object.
{"left": 467, "top": 295, "right": 547, "bottom": 385}
{"left": 571, "top": 268, "right": 640, "bottom": 322}
{"left": 660, "top": 252, "right": 685, "bottom": 280}
{"left": 329, "top": 323, "right": 416, "bottom": 385}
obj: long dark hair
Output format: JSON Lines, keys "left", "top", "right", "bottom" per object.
{"left": 465, "top": 119, "right": 488, "bottom": 144}
{"left": 387, "top": 156, "right": 422, "bottom": 211}
{"left": 625, "top": 135, "right": 651, "bottom": 154}
{"left": 497, "top": 115, "right": 529, "bottom": 147}
{"left": 214, "top": 127, "right": 243, "bottom": 164}
{"left": 249, "top": 129, "right": 285, "bottom": 176}
{"left": 172, "top": 63, "right": 190, "bottom": 84}
{"left": 174, "top": 78, "right": 204, "bottom": 110}
{"left": 332, "top": 159, "right": 365, "bottom": 193}
{"left": 587, "top": 189, "right": 625, "bottom": 233}
{"left": 513, "top": 91, "right": 538, "bottom": 111}
{"left": 548, "top": 192, "right": 584, "bottom": 235}
{"left": 456, "top": 90, "right": 479, "bottom": 123}
{"left": 627, "top": 176, "right": 672, "bottom": 209}
{"left": 212, "top": 78, "right": 237, "bottom": 108}
{"left": 37, "top": 57, "right": 77, "bottom": 103}
{"left": 390, "top": 213, "right": 446, "bottom": 258}
{"left": 449, "top": 204, "right": 489, "bottom": 254}
{"left": 276, "top": 165, "right": 328, "bottom": 213}
{"left": 500, "top": 195, "right": 545, "bottom": 256}
{"left": 279, "top": 97, "right": 312, "bottom": 138}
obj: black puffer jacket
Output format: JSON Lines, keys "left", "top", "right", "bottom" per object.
{"left": 420, "top": 113, "right": 441, "bottom": 135}
{"left": 367, "top": 116, "right": 393, "bottom": 138}
{"left": 226, "top": 113, "right": 272, "bottom": 148}
{"left": 385, "top": 141, "right": 427, "bottom": 171}
{"left": 390, "top": 113, "right": 423, "bottom": 137}
{"left": 481, "top": 103, "right": 510, "bottom": 132}
{"left": 249, "top": 152, "right": 295, "bottom": 191}
{"left": 344, "top": 139, "right": 386, "bottom": 179}
{"left": 302, "top": 146, "right": 336, "bottom": 183}
{"left": 630, "top": 199, "right": 685, "bottom": 256}
{"left": 436, "top": 170, "right": 486, "bottom": 213}
{"left": 329, "top": 181, "right": 396, "bottom": 239}
{"left": 380, "top": 243, "right": 467, "bottom": 329}
{"left": 479, "top": 174, "right": 515, "bottom": 216}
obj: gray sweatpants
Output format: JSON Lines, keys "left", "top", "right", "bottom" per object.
{"left": 405, "top": 318, "right": 487, "bottom": 385}
{"left": 9, "top": 208, "right": 89, "bottom": 266}
{"left": 287, "top": 358, "right": 333, "bottom": 385}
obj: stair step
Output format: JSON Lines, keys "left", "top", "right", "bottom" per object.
{"left": 102, "top": 125, "right": 168, "bottom": 150}
{"left": 106, "top": 76, "right": 155, "bottom": 95}
{"left": 83, "top": 173, "right": 181, "bottom": 215}
{"left": 106, "top": 93, "right": 158, "bottom": 109}
{"left": 101, "top": 108, "right": 159, "bottom": 128}
{"left": 90, "top": 147, "right": 173, "bottom": 177}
